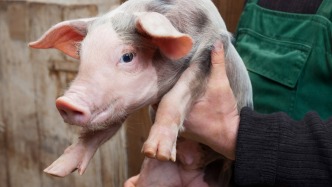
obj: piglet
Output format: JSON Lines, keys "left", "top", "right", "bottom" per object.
{"left": 29, "top": 0, "right": 252, "bottom": 185}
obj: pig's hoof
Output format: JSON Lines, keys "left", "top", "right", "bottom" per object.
{"left": 143, "top": 145, "right": 174, "bottom": 161}
{"left": 143, "top": 148, "right": 170, "bottom": 161}
{"left": 142, "top": 125, "right": 178, "bottom": 162}
{"left": 43, "top": 164, "right": 76, "bottom": 178}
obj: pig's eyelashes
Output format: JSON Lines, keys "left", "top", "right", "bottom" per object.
{"left": 120, "top": 52, "right": 136, "bottom": 63}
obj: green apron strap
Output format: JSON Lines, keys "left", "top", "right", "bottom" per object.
{"left": 246, "top": 0, "right": 259, "bottom": 4}
{"left": 317, "top": 0, "right": 332, "bottom": 21}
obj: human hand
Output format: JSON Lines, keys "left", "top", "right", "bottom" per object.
{"left": 124, "top": 158, "right": 182, "bottom": 187}
{"left": 124, "top": 174, "right": 139, "bottom": 187}
{"left": 181, "top": 40, "right": 239, "bottom": 160}
{"left": 124, "top": 139, "right": 211, "bottom": 187}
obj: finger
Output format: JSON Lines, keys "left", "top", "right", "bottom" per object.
{"left": 123, "top": 175, "right": 139, "bottom": 187}
{"left": 211, "top": 40, "right": 227, "bottom": 80}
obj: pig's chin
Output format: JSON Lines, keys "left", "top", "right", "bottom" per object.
{"left": 86, "top": 106, "right": 128, "bottom": 131}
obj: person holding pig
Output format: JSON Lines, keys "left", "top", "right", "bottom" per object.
{"left": 126, "top": 0, "right": 332, "bottom": 186}
{"left": 125, "top": 40, "right": 332, "bottom": 187}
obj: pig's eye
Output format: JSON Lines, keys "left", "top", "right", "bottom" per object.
{"left": 121, "top": 53, "right": 135, "bottom": 63}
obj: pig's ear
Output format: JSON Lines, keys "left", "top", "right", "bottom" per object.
{"left": 29, "top": 18, "right": 95, "bottom": 59}
{"left": 136, "top": 12, "right": 193, "bottom": 60}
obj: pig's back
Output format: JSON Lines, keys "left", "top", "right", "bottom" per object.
{"left": 117, "top": 0, "right": 226, "bottom": 38}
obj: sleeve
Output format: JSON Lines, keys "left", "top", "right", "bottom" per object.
{"left": 234, "top": 107, "right": 332, "bottom": 187}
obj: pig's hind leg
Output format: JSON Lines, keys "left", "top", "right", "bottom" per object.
{"left": 143, "top": 62, "right": 208, "bottom": 162}
{"left": 130, "top": 139, "right": 214, "bottom": 187}
{"left": 44, "top": 123, "right": 121, "bottom": 177}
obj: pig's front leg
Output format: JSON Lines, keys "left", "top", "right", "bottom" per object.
{"left": 143, "top": 63, "right": 206, "bottom": 161}
{"left": 44, "top": 123, "right": 121, "bottom": 177}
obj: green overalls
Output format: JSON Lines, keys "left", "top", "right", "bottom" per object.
{"left": 235, "top": 0, "right": 332, "bottom": 120}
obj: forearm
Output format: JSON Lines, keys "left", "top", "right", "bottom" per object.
{"left": 234, "top": 107, "right": 332, "bottom": 186}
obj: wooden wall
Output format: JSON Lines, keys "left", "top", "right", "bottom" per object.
{"left": 0, "top": 1, "right": 126, "bottom": 187}
{"left": 0, "top": 0, "right": 245, "bottom": 187}
{"left": 213, "top": 0, "right": 246, "bottom": 33}
{"left": 119, "top": 0, "right": 245, "bottom": 33}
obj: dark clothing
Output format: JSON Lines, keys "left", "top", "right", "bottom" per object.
{"left": 236, "top": 0, "right": 332, "bottom": 120}
{"left": 258, "top": 0, "right": 323, "bottom": 14}
{"left": 245, "top": 0, "right": 324, "bottom": 14}
{"left": 234, "top": 107, "right": 332, "bottom": 187}
{"left": 233, "top": 0, "right": 332, "bottom": 186}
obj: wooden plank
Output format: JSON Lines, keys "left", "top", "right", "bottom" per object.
{"left": 213, "top": 0, "right": 246, "bottom": 33}
{"left": 1, "top": 2, "right": 42, "bottom": 187}
{"left": 119, "top": 0, "right": 245, "bottom": 33}
{"left": 125, "top": 107, "right": 152, "bottom": 177}
{"left": 28, "top": 3, "right": 80, "bottom": 187}
{"left": 0, "top": 5, "right": 9, "bottom": 186}
{"left": 99, "top": 127, "right": 128, "bottom": 186}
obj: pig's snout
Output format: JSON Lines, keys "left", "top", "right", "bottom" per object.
{"left": 56, "top": 97, "right": 91, "bottom": 126}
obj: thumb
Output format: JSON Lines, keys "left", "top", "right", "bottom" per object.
{"left": 210, "top": 40, "right": 228, "bottom": 83}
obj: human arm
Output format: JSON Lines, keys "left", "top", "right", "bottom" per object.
{"left": 235, "top": 107, "right": 332, "bottom": 186}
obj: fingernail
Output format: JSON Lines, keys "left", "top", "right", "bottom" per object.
{"left": 214, "top": 40, "right": 223, "bottom": 51}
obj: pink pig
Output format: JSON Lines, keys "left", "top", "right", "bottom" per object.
{"left": 29, "top": 0, "right": 252, "bottom": 186}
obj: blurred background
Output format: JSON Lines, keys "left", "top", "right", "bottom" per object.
{"left": 0, "top": 0, "right": 244, "bottom": 186}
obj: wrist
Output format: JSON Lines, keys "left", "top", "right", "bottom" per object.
{"left": 209, "top": 105, "right": 239, "bottom": 160}
{"left": 224, "top": 111, "right": 239, "bottom": 160}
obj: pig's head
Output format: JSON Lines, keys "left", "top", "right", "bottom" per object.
{"left": 29, "top": 12, "right": 193, "bottom": 130}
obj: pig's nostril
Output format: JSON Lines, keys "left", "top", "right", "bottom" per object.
{"left": 58, "top": 109, "right": 68, "bottom": 117}
{"left": 59, "top": 108, "right": 84, "bottom": 117}
{"left": 73, "top": 110, "right": 84, "bottom": 116}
